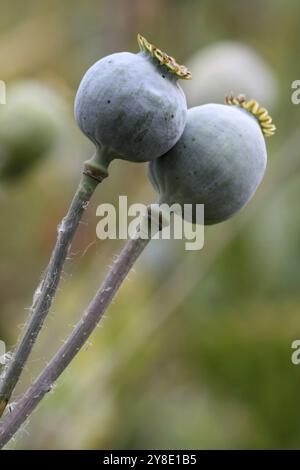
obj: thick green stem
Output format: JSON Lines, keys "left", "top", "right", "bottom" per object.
{"left": 0, "top": 215, "right": 154, "bottom": 448}
{"left": 0, "top": 148, "right": 110, "bottom": 417}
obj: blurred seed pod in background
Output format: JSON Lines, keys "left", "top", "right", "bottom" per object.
{"left": 182, "top": 41, "right": 279, "bottom": 109}
{"left": 0, "top": 80, "right": 66, "bottom": 182}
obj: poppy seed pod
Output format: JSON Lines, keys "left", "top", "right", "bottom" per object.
{"left": 74, "top": 34, "right": 190, "bottom": 174}
{"left": 149, "top": 95, "right": 276, "bottom": 225}
{"left": 182, "top": 41, "right": 278, "bottom": 109}
{"left": 0, "top": 81, "right": 64, "bottom": 181}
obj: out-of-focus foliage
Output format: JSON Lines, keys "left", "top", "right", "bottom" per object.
{"left": 0, "top": 0, "right": 300, "bottom": 450}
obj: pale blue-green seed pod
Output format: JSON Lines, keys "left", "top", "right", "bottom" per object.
{"left": 74, "top": 35, "right": 191, "bottom": 167}
{"left": 149, "top": 96, "right": 276, "bottom": 225}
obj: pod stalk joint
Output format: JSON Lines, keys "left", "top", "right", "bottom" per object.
{"left": 83, "top": 148, "right": 111, "bottom": 182}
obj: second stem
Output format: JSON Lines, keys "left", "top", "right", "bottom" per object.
{"left": 0, "top": 216, "right": 153, "bottom": 448}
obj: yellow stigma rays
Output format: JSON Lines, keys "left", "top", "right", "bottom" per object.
{"left": 137, "top": 34, "right": 192, "bottom": 80}
{"left": 225, "top": 94, "right": 276, "bottom": 137}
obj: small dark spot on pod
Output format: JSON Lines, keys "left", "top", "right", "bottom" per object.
{"left": 107, "top": 100, "right": 111, "bottom": 104}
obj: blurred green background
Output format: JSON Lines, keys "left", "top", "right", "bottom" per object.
{"left": 0, "top": 0, "right": 300, "bottom": 449}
